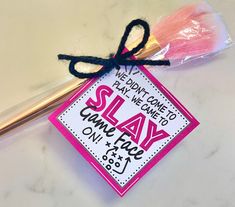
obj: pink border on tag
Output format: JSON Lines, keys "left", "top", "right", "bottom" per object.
{"left": 49, "top": 64, "right": 199, "bottom": 197}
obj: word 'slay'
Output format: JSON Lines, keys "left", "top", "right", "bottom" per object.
{"left": 49, "top": 64, "right": 199, "bottom": 196}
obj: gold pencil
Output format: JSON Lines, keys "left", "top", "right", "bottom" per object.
{"left": 0, "top": 35, "right": 160, "bottom": 136}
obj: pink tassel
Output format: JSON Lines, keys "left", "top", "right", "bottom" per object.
{"left": 152, "top": 2, "right": 230, "bottom": 62}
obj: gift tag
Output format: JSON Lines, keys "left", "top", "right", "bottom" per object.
{"left": 49, "top": 64, "right": 199, "bottom": 196}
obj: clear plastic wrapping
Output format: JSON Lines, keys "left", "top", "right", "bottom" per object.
{"left": 0, "top": 1, "right": 232, "bottom": 137}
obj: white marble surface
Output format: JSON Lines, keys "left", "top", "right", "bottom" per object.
{"left": 0, "top": 0, "right": 235, "bottom": 206}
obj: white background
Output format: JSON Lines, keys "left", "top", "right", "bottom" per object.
{"left": 0, "top": 0, "right": 235, "bottom": 206}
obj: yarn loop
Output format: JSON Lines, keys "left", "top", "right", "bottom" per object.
{"left": 58, "top": 19, "right": 170, "bottom": 79}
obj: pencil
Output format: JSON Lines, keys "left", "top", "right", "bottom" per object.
{"left": 0, "top": 35, "right": 160, "bottom": 136}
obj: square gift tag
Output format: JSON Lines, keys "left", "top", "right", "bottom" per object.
{"left": 49, "top": 64, "right": 199, "bottom": 196}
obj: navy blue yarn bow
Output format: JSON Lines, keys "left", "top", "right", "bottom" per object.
{"left": 58, "top": 19, "right": 170, "bottom": 79}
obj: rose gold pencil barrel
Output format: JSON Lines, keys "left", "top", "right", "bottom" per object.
{"left": 0, "top": 79, "right": 86, "bottom": 136}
